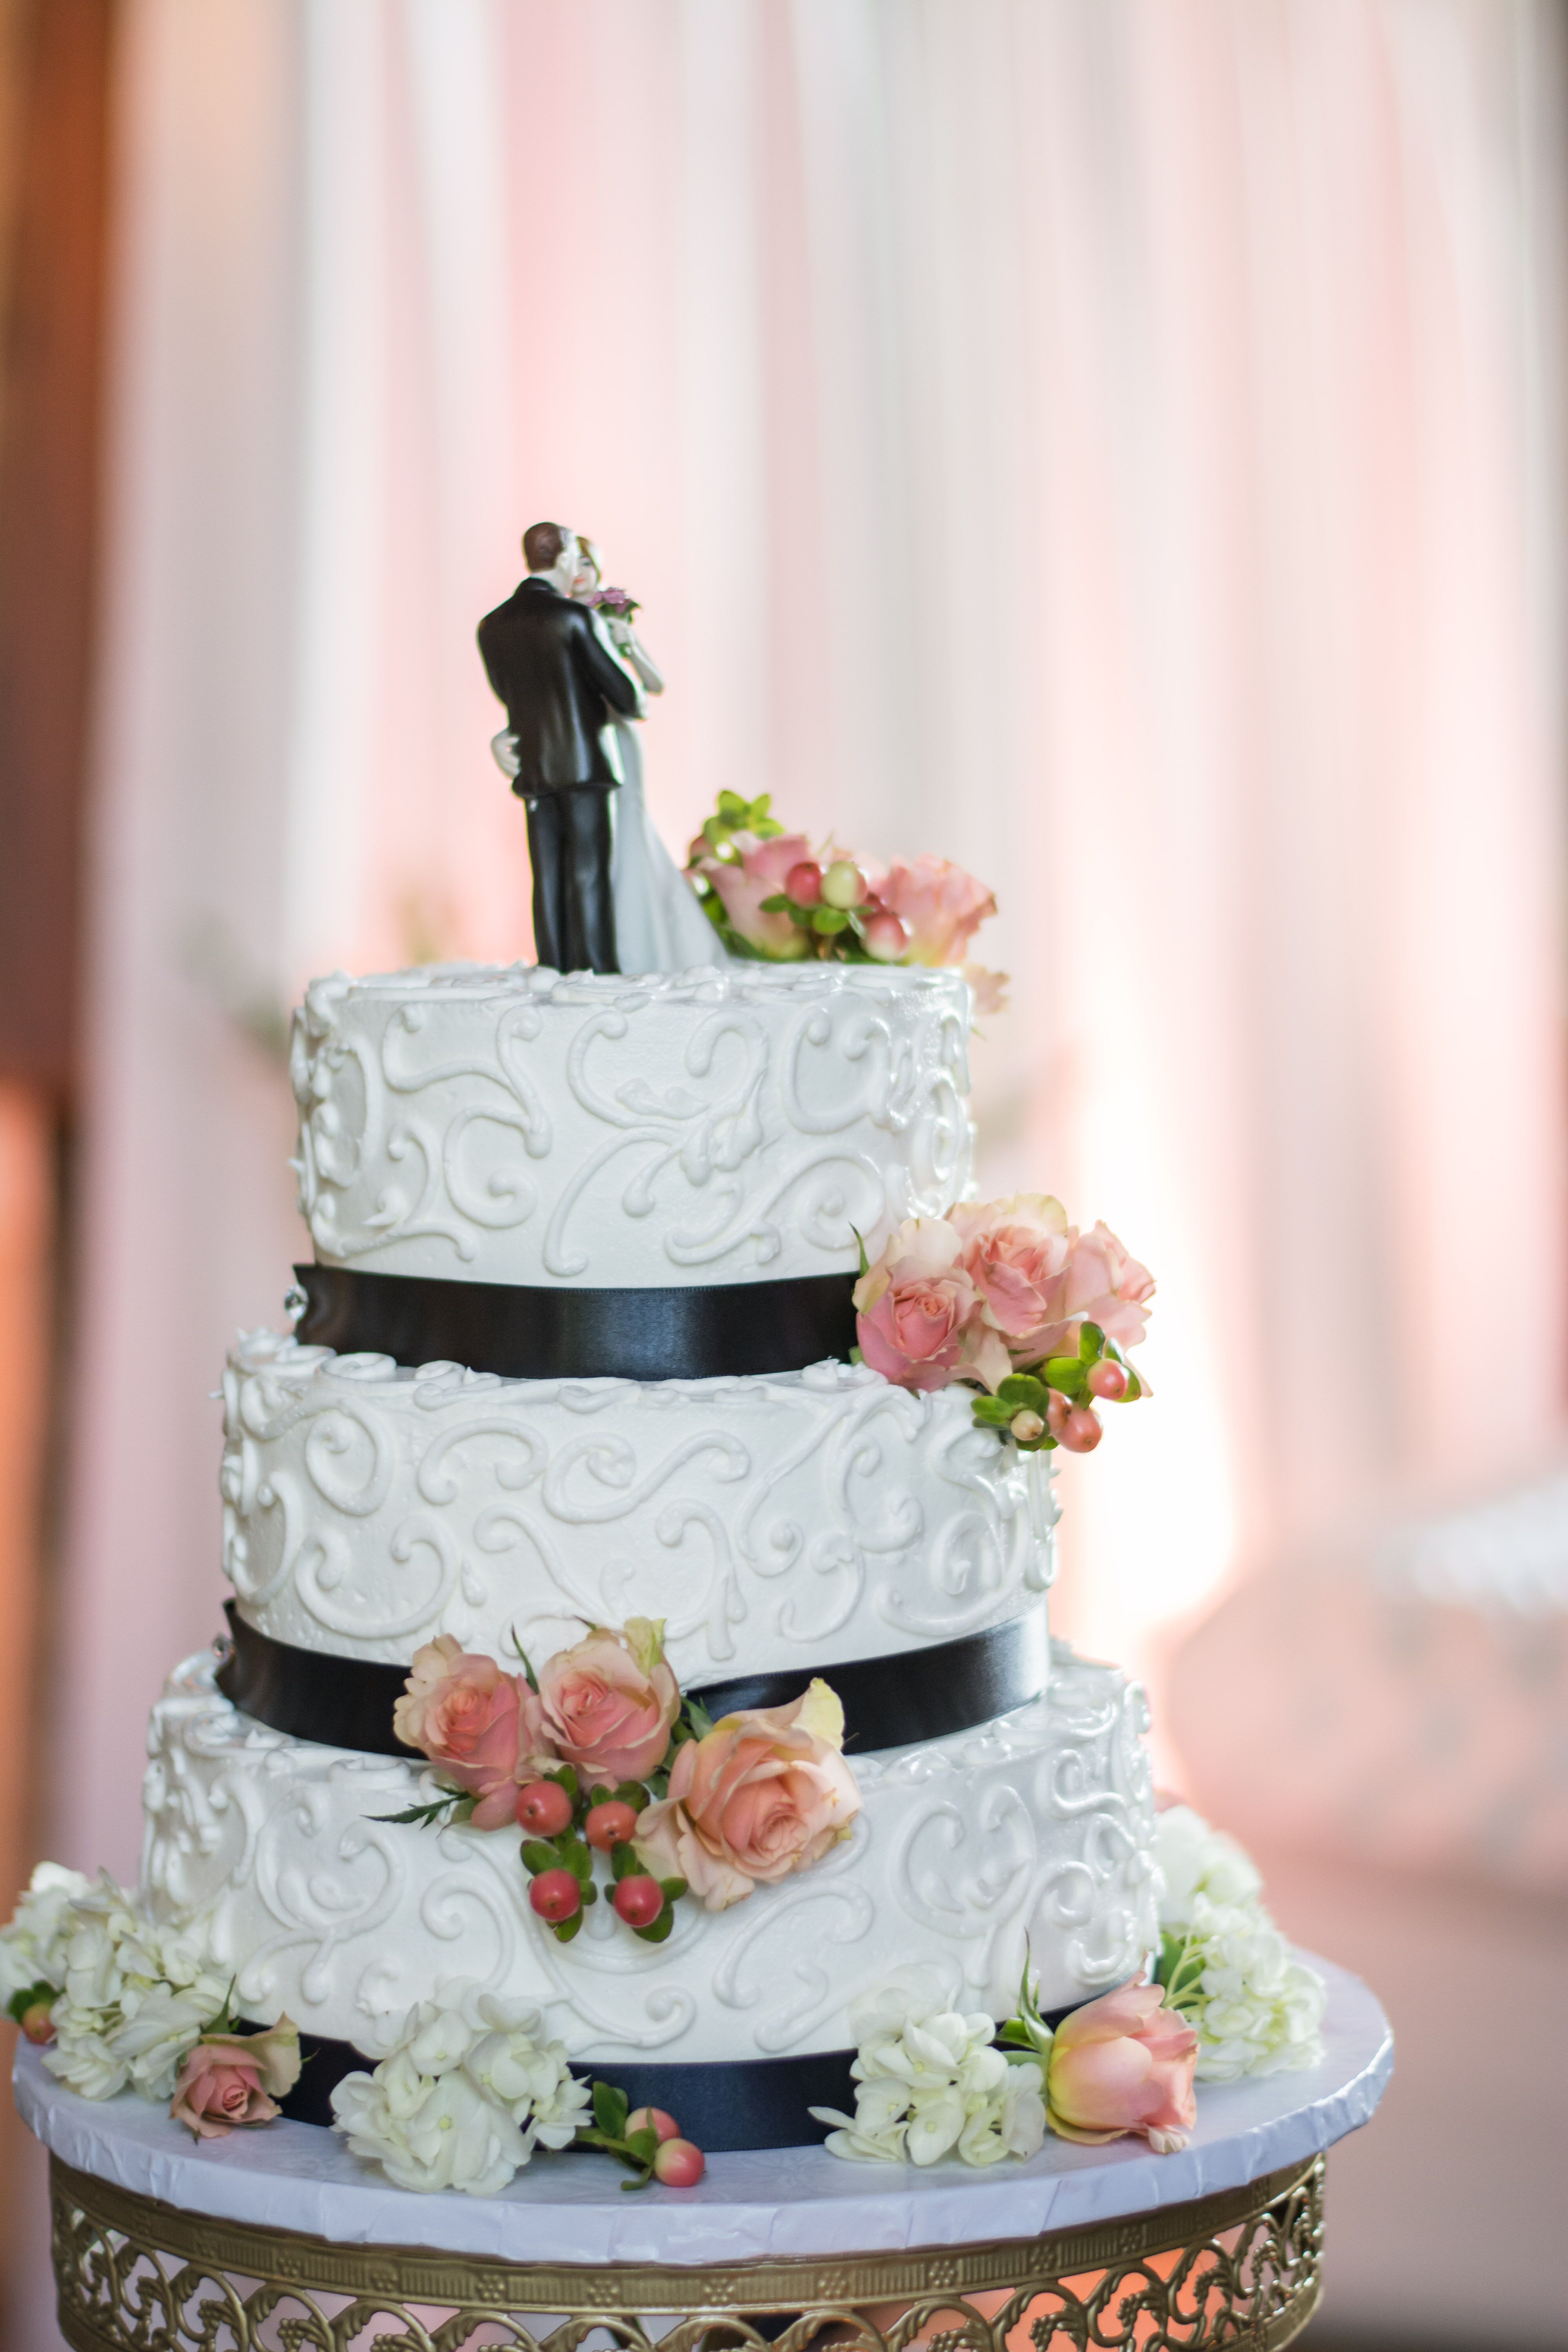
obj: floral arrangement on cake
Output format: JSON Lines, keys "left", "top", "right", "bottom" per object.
{"left": 686, "top": 791, "right": 1007, "bottom": 1009}
{"left": 854, "top": 1196, "right": 1154, "bottom": 1455}
{"left": 816, "top": 1807, "right": 1327, "bottom": 2171}
{"left": 381, "top": 1617, "right": 860, "bottom": 1941}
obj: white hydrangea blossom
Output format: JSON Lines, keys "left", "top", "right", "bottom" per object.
{"left": 0, "top": 1863, "right": 91, "bottom": 2008}
{"left": 331, "top": 1980, "right": 592, "bottom": 2196}
{"left": 811, "top": 1967, "right": 1046, "bottom": 2168}
{"left": 1154, "top": 1808, "right": 1327, "bottom": 2081}
{"left": 38, "top": 1874, "right": 227, "bottom": 2103}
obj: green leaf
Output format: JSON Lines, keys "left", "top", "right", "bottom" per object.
{"left": 521, "top": 1839, "right": 561, "bottom": 1877}
{"left": 611, "top": 1842, "right": 641, "bottom": 1882}
{"left": 811, "top": 906, "right": 849, "bottom": 934}
{"left": 559, "top": 1837, "right": 594, "bottom": 1882}
{"left": 588, "top": 1785, "right": 613, "bottom": 1809}
{"left": 1123, "top": 1370, "right": 1143, "bottom": 1400}
{"left": 758, "top": 893, "right": 791, "bottom": 913}
{"left": 633, "top": 1907, "right": 676, "bottom": 1944}
{"left": 1079, "top": 1321, "right": 1105, "bottom": 1361}
{"left": 1044, "top": 1356, "right": 1087, "bottom": 1399}
{"left": 505, "top": 1631, "right": 541, "bottom": 1691}
{"left": 624, "top": 2126, "right": 658, "bottom": 2167}
{"left": 7, "top": 1982, "right": 54, "bottom": 2027}
{"left": 683, "top": 1697, "right": 715, "bottom": 1740}
{"left": 554, "top": 1909, "right": 584, "bottom": 1944}
{"left": 620, "top": 2172, "right": 653, "bottom": 2191}
{"left": 550, "top": 1764, "right": 580, "bottom": 1800}
{"left": 580, "top": 1881, "right": 598, "bottom": 1906}
{"left": 997, "top": 1373, "right": 1047, "bottom": 1410}
{"left": 593, "top": 2080, "right": 630, "bottom": 2138}
{"left": 614, "top": 1782, "right": 650, "bottom": 1812}
{"left": 659, "top": 1877, "right": 688, "bottom": 1901}
{"left": 849, "top": 1225, "right": 870, "bottom": 1279}
{"left": 849, "top": 1345, "right": 864, "bottom": 1367}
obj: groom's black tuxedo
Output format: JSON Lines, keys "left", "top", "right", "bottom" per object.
{"left": 477, "top": 576, "right": 641, "bottom": 973}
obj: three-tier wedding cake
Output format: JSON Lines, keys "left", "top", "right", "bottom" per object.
{"left": 136, "top": 958, "right": 1158, "bottom": 2149}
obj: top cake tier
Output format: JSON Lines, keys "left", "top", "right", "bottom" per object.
{"left": 291, "top": 962, "right": 973, "bottom": 1290}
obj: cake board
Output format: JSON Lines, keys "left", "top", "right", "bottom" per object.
{"left": 18, "top": 1954, "right": 1391, "bottom": 2352}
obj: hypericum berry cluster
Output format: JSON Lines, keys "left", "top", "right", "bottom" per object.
{"left": 757, "top": 854, "right": 911, "bottom": 962}
{"left": 517, "top": 1768, "right": 688, "bottom": 1946}
{"left": 578, "top": 2081, "right": 706, "bottom": 2191}
{"left": 969, "top": 1322, "right": 1143, "bottom": 1455}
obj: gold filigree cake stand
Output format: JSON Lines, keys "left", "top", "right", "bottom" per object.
{"left": 50, "top": 2149, "right": 1325, "bottom": 2352}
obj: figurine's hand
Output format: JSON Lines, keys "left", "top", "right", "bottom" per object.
{"left": 490, "top": 729, "right": 522, "bottom": 780}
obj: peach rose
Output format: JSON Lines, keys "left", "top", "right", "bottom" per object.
{"left": 951, "top": 1195, "right": 1074, "bottom": 1374}
{"left": 1046, "top": 1982, "right": 1198, "bottom": 2154}
{"left": 853, "top": 1216, "right": 981, "bottom": 1393}
{"left": 169, "top": 2019, "right": 301, "bottom": 2140}
{"left": 634, "top": 1680, "right": 860, "bottom": 1911}
{"left": 878, "top": 856, "right": 997, "bottom": 966}
{"left": 1063, "top": 1221, "right": 1156, "bottom": 1354}
{"left": 537, "top": 1618, "right": 680, "bottom": 1785}
{"left": 393, "top": 1637, "right": 544, "bottom": 1829}
{"left": 697, "top": 831, "right": 814, "bottom": 959}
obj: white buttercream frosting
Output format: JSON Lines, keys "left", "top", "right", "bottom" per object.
{"left": 290, "top": 961, "right": 973, "bottom": 1287}
{"left": 220, "top": 1329, "right": 1056, "bottom": 1681}
{"left": 142, "top": 1648, "right": 1157, "bottom": 2066}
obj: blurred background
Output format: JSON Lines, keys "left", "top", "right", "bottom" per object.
{"left": 1, "top": 0, "right": 1566, "bottom": 2344}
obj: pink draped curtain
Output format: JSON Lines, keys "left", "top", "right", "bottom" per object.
{"left": 56, "top": 0, "right": 1565, "bottom": 1877}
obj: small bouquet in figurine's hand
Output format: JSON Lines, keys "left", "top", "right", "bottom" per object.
{"left": 854, "top": 1197, "right": 1154, "bottom": 1455}
{"left": 686, "top": 792, "right": 1006, "bottom": 1009}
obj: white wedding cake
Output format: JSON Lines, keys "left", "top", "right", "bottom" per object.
{"left": 136, "top": 960, "right": 1158, "bottom": 2147}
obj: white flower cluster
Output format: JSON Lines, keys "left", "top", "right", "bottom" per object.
{"left": 1155, "top": 1807, "right": 1327, "bottom": 2082}
{"left": 811, "top": 1967, "right": 1046, "bottom": 2167}
{"left": 331, "top": 1981, "right": 592, "bottom": 2197}
{"left": 5, "top": 1871, "right": 230, "bottom": 2102}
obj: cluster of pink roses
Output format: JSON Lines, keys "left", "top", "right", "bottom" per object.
{"left": 390, "top": 1621, "right": 861, "bottom": 1939}
{"left": 685, "top": 792, "right": 1004, "bottom": 1008}
{"left": 853, "top": 1197, "right": 1154, "bottom": 1454}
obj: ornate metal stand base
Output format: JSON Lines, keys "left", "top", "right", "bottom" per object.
{"left": 50, "top": 2149, "right": 1324, "bottom": 2352}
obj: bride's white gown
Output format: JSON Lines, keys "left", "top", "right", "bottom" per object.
{"left": 608, "top": 713, "right": 728, "bottom": 973}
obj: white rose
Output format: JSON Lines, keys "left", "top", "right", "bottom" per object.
{"left": 0, "top": 1863, "right": 92, "bottom": 2002}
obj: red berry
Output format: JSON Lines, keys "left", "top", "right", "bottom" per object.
{"left": 584, "top": 1800, "right": 639, "bottom": 1851}
{"left": 612, "top": 1875, "right": 665, "bottom": 1929}
{"left": 785, "top": 860, "right": 822, "bottom": 907}
{"left": 19, "top": 2001, "right": 54, "bottom": 2046}
{"left": 1046, "top": 1389, "right": 1072, "bottom": 1436}
{"left": 516, "top": 1780, "right": 574, "bottom": 1836}
{"left": 1061, "top": 1406, "right": 1103, "bottom": 1454}
{"left": 529, "top": 1867, "right": 582, "bottom": 1923}
{"left": 821, "top": 858, "right": 867, "bottom": 910}
{"left": 862, "top": 911, "right": 909, "bottom": 963}
{"left": 628, "top": 2105, "right": 681, "bottom": 2144}
{"left": 1087, "top": 1359, "right": 1129, "bottom": 1401}
{"left": 653, "top": 2136, "right": 706, "bottom": 2186}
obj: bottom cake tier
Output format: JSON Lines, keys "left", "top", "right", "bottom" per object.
{"left": 141, "top": 1646, "right": 1156, "bottom": 2085}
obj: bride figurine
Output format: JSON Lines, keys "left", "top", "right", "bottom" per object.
{"left": 571, "top": 538, "right": 727, "bottom": 974}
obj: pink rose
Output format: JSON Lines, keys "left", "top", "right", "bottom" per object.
{"left": 853, "top": 1216, "right": 981, "bottom": 1393}
{"left": 634, "top": 1681, "right": 860, "bottom": 1911}
{"left": 1063, "top": 1220, "right": 1156, "bottom": 1354}
{"left": 697, "top": 831, "right": 814, "bottom": 959}
{"left": 1045, "top": 1982, "right": 1198, "bottom": 2154}
{"left": 963, "top": 964, "right": 1010, "bottom": 1016}
{"left": 878, "top": 856, "right": 997, "bottom": 967}
{"left": 951, "top": 1195, "right": 1073, "bottom": 1352}
{"left": 393, "top": 1636, "right": 543, "bottom": 1829}
{"left": 169, "top": 2019, "right": 301, "bottom": 2140}
{"left": 537, "top": 1618, "right": 680, "bottom": 1784}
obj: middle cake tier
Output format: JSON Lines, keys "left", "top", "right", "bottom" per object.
{"left": 221, "top": 1330, "right": 1056, "bottom": 1686}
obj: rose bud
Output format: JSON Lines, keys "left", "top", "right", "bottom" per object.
{"left": 528, "top": 1867, "right": 583, "bottom": 1923}
{"left": 653, "top": 2136, "right": 706, "bottom": 2186}
{"left": 821, "top": 858, "right": 867, "bottom": 909}
{"left": 628, "top": 2105, "right": 681, "bottom": 2144}
{"left": 1061, "top": 1406, "right": 1103, "bottom": 1453}
{"left": 19, "top": 1999, "right": 54, "bottom": 2046}
{"left": 1087, "top": 1359, "right": 1129, "bottom": 1401}
{"left": 1046, "top": 1389, "right": 1072, "bottom": 1436}
{"left": 585, "top": 1799, "right": 639, "bottom": 1851}
{"left": 612, "top": 1875, "right": 666, "bottom": 1929}
{"left": 517, "top": 1779, "right": 575, "bottom": 1836}
{"left": 784, "top": 860, "right": 822, "bottom": 906}
{"left": 1009, "top": 1408, "right": 1046, "bottom": 1443}
{"left": 862, "top": 911, "right": 909, "bottom": 963}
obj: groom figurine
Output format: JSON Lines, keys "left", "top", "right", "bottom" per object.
{"left": 478, "top": 521, "right": 643, "bottom": 973}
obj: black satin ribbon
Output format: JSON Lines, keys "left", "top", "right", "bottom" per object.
{"left": 216, "top": 1603, "right": 1051, "bottom": 1761}
{"left": 264, "top": 1989, "right": 1099, "bottom": 2150}
{"left": 292, "top": 1261, "right": 859, "bottom": 1383}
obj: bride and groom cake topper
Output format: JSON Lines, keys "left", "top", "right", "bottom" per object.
{"left": 478, "top": 521, "right": 719, "bottom": 976}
